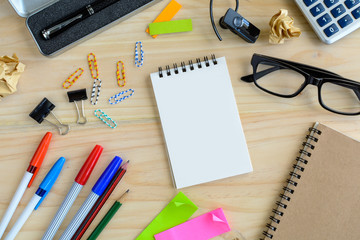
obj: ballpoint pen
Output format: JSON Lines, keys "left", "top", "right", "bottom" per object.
{"left": 72, "top": 160, "right": 129, "bottom": 240}
{"left": 4, "top": 157, "right": 65, "bottom": 240}
{"left": 41, "top": 0, "right": 121, "bottom": 40}
{"left": 0, "top": 132, "right": 52, "bottom": 239}
{"left": 87, "top": 189, "right": 129, "bottom": 240}
{"left": 59, "top": 156, "right": 123, "bottom": 240}
{"left": 42, "top": 145, "right": 103, "bottom": 240}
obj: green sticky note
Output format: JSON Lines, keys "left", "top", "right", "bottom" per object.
{"left": 149, "top": 19, "right": 192, "bottom": 35}
{"left": 136, "top": 192, "right": 198, "bottom": 240}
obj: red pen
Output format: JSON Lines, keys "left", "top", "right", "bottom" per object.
{"left": 0, "top": 132, "right": 52, "bottom": 239}
{"left": 42, "top": 145, "right": 103, "bottom": 240}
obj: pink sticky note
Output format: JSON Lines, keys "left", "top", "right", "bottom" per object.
{"left": 154, "top": 208, "right": 231, "bottom": 240}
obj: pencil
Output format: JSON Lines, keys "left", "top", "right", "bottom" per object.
{"left": 87, "top": 189, "right": 129, "bottom": 240}
{"left": 71, "top": 160, "right": 129, "bottom": 240}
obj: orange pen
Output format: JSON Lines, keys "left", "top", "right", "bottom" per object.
{"left": 0, "top": 132, "right": 52, "bottom": 238}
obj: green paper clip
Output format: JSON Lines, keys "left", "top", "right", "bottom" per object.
{"left": 136, "top": 192, "right": 198, "bottom": 240}
{"left": 149, "top": 19, "right": 193, "bottom": 35}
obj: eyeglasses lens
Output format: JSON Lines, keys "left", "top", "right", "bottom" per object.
{"left": 321, "top": 81, "right": 360, "bottom": 114}
{"left": 255, "top": 62, "right": 305, "bottom": 96}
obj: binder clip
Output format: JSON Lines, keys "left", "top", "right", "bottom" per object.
{"left": 29, "top": 98, "right": 70, "bottom": 135}
{"left": 67, "top": 88, "right": 87, "bottom": 124}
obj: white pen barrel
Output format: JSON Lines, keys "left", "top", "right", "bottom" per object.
{"left": 59, "top": 191, "right": 99, "bottom": 240}
{"left": 0, "top": 172, "right": 33, "bottom": 239}
{"left": 42, "top": 182, "right": 83, "bottom": 240}
{"left": 4, "top": 194, "right": 41, "bottom": 240}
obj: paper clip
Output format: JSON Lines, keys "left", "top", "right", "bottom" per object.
{"left": 88, "top": 53, "right": 101, "bottom": 105}
{"left": 116, "top": 61, "right": 126, "bottom": 87}
{"left": 29, "top": 98, "right": 70, "bottom": 135}
{"left": 67, "top": 88, "right": 88, "bottom": 124}
{"left": 94, "top": 109, "right": 117, "bottom": 129}
{"left": 109, "top": 89, "right": 134, "bottom": 105}
{"left": 135, "top": 41, "right": 144, "bottom": 67}
{"left": 62, "top": 68, "right": 84, "bottom": 89}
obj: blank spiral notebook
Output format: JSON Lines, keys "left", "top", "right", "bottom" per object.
{"left": 150, "top": 55, "right": 252, "bottom": 189}
{"left": 263, "top": 122, "right": 360, "bottom": 240}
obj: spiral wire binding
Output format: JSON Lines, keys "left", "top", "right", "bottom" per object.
{"left": 158, "top": 55, "right": 218, "bottom": 78}
{"left": 261, "top": 125, "right": 322, "bottom": 239}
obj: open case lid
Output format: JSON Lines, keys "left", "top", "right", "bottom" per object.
{"left": 8, "top": 0, "right": 58, "bottom": 17}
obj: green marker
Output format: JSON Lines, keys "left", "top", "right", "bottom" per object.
{"left": 87, "top": 189, "right": 129, "bottom": 240}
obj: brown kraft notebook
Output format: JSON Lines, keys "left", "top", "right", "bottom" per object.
{"left": 262, "top": 122, "right": 360, "bottom": 240}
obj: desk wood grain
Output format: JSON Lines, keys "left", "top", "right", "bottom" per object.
{"left": 1, "top": 0, "right": 360, "bottom": 239}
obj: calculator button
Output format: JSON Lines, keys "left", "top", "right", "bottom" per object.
{"left": 345, "top": 0, "right": 360, "bottom": 9}
{"left": 310, "top": 3, "right": 325, "bottom": 17}
{"left": 331, "top": 4, "right": 347, "bottom": 18}
{"left": 303, "top": 0, "right": 318, "bottom": 7}
{"left": 317, "top": 13, "right": 332, "bottom": 27}
{"left": 352, "top": 6, "right": 360, "bottom": 18}
{"left": 324, "top": 0, "right": 339, "bottom": 8}
{"left": 324, "top": 23, "right": 340, "bottom": 37}
{"left": 338, "top": 14, "right": 354, "bottom": 27}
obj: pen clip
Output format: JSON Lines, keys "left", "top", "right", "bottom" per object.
{"left": 27, "top": 132, "right": 52, "bottom": 187}
{"left": 35, "top": 157, "right": 66, "bottom": 209}
{"left": 27, "top": 165, "right": 38, "bottom": 188}
{"left": 35, "top": 190, "right": 49, "bottom": 210}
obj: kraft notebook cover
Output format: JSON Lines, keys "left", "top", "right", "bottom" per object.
{"left": 150, "top": 55, "right": 253, "bottom": 189}
{"left": 263, "top": 122, "right": 360, "bottom": 240}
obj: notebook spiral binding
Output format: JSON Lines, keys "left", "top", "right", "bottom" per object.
{"left": 261, "top": 125, "right": 322, "bottom": 240}
{"left": 158, "top": 54, "right": 218, "bottom": 78}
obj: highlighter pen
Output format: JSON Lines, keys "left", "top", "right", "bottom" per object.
{"left": 42, "top": 145, "right": 103, "bottom": 240}
{"left": 87, "top": 189, "right": 129, "bottom": 240}
{"left": 4, "top": 157, "right": 65, "bottom": 240}
{"left": 59, "top": 156, "right": 122, "bottom": 240}
{"left": 0, "top": 132, "right": 52, "bottom": 239}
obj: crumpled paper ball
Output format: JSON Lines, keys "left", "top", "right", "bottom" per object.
{"left": 269, "top": 9, "right": 301, "bottom": 44}
{"left": 0, "top": 54, "right": 25, "bottom": 101}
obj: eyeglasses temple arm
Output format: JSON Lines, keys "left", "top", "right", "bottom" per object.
{"left": 241, "top": 66, "right": 281, "bottom": 82}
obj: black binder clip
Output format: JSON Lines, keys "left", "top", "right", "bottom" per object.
{"left": 67, "top": 88, "right": 87, "bottom": 124}
{"left": 29, "top": 98, "right": 70, "bottom": 135}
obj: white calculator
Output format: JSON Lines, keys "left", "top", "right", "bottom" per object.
{"left": 294, "top": 0, "right": 360, "bottom": 44}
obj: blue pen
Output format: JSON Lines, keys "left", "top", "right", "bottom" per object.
{"left": 59, "top": 156, "right": 122, "bottom": 240}
{"left": 4, "top": 157, "right": 66, "bottom": 240}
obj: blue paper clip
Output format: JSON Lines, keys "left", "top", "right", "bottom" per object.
{"left": 135, "top": 41, "right": 144, "bottom": 67}
{"left": 109, "top": 89, "right": 135, "bottom": 105}
{"left": 94, "top": 109, "right": 117, "bottom": 129}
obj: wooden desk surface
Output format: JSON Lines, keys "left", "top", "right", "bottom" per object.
{"left": 1, "top": 0, "right": 360, "bottom": 239}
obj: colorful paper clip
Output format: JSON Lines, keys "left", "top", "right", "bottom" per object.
{"left": 29, "top": 98, "right": 70, "bottom": 135}
{"left": 135, "top": 41, "right": 144, "bottom": 67}
{"left": 63, "top": 68, "right": 84, "bottom": 89}
{"left": 116, "top": 61, "right": 126, "bottom": 87}
{"left": 94, "top": 109, "right": 117, "bottom": 129}
{"left": 67, "top": 88, "right": 88, "bottom": 124}
{"left": 88, "top": 53, "right": 101, "bottom": 105}
{"left": 109, "top": 89, "right": 134, "bottom": 105}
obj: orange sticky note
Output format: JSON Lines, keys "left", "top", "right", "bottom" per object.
{"left": 146, "top": 0, "right": 182, "bottom": 38}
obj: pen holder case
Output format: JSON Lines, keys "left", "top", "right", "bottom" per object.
{"left": 21, "top": 0, "right": 162, "bottom": 56}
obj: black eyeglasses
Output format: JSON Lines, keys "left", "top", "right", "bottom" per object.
{"left": 241, "top": 53, "right": 360, "bottom": 115}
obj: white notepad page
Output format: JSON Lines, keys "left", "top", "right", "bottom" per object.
{"left": 151, "top": 56, "right": 252, "bottom": 189}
